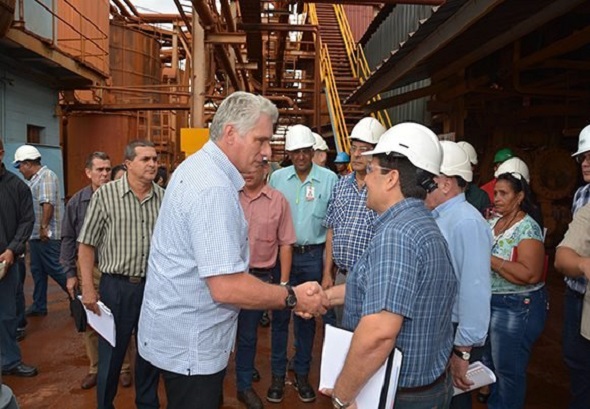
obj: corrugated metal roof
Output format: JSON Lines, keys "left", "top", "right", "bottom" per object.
{"left": 347, "top": 0, "right": 580, "bottom": 105}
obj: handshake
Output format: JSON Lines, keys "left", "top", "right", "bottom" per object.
{"left": 291, "top": 281, "right": 334, "bottom": 319}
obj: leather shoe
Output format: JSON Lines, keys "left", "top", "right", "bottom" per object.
{"left": 237, "top": 388, "right": 263, "bottom": 409}
{"left": 252, "top": 368, "right": 260, "bottom": 382}
{"left": 266, "top": 375, "right": 285, "bottom": 403}
{"left": 119, "top": 372, "right": 132, "bottom": 387}
{"left": 2, "top": 363, "right": 38, "bottom": 377}
{"left": 81, "top": 373, "right": 97, "bottom": 389}
{"left": 294, "top": 374, "right": 316, "bottom": 403}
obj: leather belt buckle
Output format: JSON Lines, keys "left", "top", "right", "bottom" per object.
{"left": 129, "top": 276, "right": 142, "bottom": 284}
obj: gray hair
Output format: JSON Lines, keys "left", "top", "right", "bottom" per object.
{"left": 85, "top": 151, "right": 110, "bottom": 169}
{"left": 209, "top": 92, "right": 278, "bottom": 142}
{"left": 124, "top": 140, "right": 155, "bottom": 161}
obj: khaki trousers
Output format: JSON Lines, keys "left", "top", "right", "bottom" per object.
{"left": 79, "top": 265, "right": 132, "bottom": 375}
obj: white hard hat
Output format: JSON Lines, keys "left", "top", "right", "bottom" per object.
{"left": 572, "top": 125, "right": 590, "bottom": 157}
{"left": 13, "top": 145, "right": 41, "bottom": 165}
{"left": 440, "top": 141, "right": 473, "bottom": 182}
{"left": 312, "top": 132, "right": 328, "bottom": 151}
{"left": 363, "top": 122, "right": 442, "bottom": 175}
{"left": 350, "top": 117, "right": 386, "bottom": 145}
{"left": 457, "top": 141, "right": 478, "bottom": 166}
{"left": 285, "top": 125, "right": 315, "bottom": 152}
{"left": 494, "top": 157, "right": 530, "bottom": 183}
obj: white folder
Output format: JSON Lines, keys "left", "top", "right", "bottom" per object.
{"left": 79, "top": 296, "right": 117, "bottom": 347}
{"left": 320, "top": 324, "right": 403, "bottom": 409}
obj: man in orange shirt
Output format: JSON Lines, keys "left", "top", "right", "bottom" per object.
{"left": 235, "top": 161, "right": 296, "bottom": 409}
{"left": 480, "top": 147, "right": 514, "bottom": 204}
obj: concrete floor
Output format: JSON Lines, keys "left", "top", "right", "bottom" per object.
{"left": 5, "top": 264, "right": 570, "bottom": 409}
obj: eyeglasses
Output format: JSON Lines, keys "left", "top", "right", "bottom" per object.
{"left": 366, "top": 164, "right": 394, "bottom": 174}
{"left": 350, "top": 145, "right": 371, "bottom": 154}
{"left": 576, "top": 153, "right": 590, "bottom": 164}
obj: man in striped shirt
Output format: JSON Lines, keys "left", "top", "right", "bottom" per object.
{"left": 78, "top": 140, "right": 162, "bottom": 409}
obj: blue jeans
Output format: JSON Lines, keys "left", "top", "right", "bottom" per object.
{"left": 562, "top": 287, "right": 590, "bottom": 409}
{"left": 484, "top": 287, "right": 548, "bottom": 409}
{"left": 235, "top": 272, "right": 270, "bottom": 391}
{"left": 28, "top": 239, "right": 67, "bottom": 313}
{"left": 271, "top": 246, "right": 323, "bottom": 376}
{"left": 394, "top": 370, "right": 453, "bottom": 409}
{"left": 0, "top": 263, "right": 22, "bottom": 370}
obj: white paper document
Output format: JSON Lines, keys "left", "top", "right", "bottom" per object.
{"left": 452, "top": 361, "right": 496, "bottom": 396}
{"left": 320, "top": 324, "right": 403, "bottom": 409}
{"left": 78, "top": 297, "right": 116, "bottom": 347}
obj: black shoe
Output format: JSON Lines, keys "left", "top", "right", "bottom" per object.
{"left": 16, "top": 328, "right": 25, "bottom": 342}
{"left": 25, "top": 308, "right": 47, "bottom": 317}
{"left": 238, "top": 388, "right": 263, "bottom": 409}
{"left": 294, "top": 374, "right": 316, "bottom": 403}
{"left": 2, "top": 363, "right": 38, "bottom": 377}
{"left": 266, "top": 375, "right": 285, "bottom": 403}
{"left": 252, "top": 368, "right": 261, "bottom": 382}
{"left": 259, "top": 311, "right": 270, "bottom": 327}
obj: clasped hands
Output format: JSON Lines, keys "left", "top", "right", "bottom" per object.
{"left": 292, "top": 281, "right": 331, "bottom": 319}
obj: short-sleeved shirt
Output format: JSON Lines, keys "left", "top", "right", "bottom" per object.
{"left": 489, "top": 214, "right": 544, "bottom": 294}
{"left": 269, "top": 164, "right": 337, "bottom": 245}
{"left": 77, "top": 175, "right": 163, "bottom": 277}
{"left": 343, "top": 198, "right": 457, "bottom": 388}
{"left": 138, "top": 141, "right": 249, "bottom": 376}
{"left": 566, "top": 184, "right": 590, "bottom": 293}
{"left": 27, "top": 166, "right": 63, "bottom": 239}
{"left": 240, "top": 185, "right": 296, "bottom": 269}
{"left": 323, "top": 172, "right": 377, "bottom": 271}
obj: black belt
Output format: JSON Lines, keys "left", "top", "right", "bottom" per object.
{"left": 293, "top": 243, "right": 325, "bottom": 254}
{"left": 250, "top": 267, "right": 273, "bottom": 276}
{"left": 105, "top": 273, "right": 145, "bottom": 284}
{"left": 398, "top": 369, "right": 447, "bottom": 394}
{"left": 337, "top": 267, "right": 348, "bottom": 276}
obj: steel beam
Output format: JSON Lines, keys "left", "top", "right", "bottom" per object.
{"left": 205, "top": 32, "right": 247, "bottom": 44}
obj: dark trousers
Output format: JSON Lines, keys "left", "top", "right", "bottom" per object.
{"left": 14, "top": 257, "right": 27, "bottom": 329}
{"left": 28, "top": 239, "right": 67, "bottom": 313}
{"left": 162, "top": 368, "right": 226, "bottom": 409}
{"left": 563, "top": 287, "right": 590, "bottom": 409}
{"left": 0, "top": 264, "right": 22, "bottom": 370}
{"left": 96, "top": 274, "right": 160, "bottom": 409}
{"left": 271, "top": 246, "right": 323, "bottom": 376}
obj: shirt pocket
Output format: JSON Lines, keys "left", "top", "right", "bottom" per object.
{"left": 312, "top": 196, "right": 330, "bottom": 220}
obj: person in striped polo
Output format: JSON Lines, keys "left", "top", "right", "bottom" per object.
{"left": 78, "top": 140, "right": 162, "bottom": 409}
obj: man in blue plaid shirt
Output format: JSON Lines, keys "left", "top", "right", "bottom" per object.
{"left": 323, "top": 117, "right": 385, "bottom": 326}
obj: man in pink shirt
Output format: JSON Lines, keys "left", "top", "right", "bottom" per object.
{"left": 235, "top": 161, "right": 296, "bottom": 409}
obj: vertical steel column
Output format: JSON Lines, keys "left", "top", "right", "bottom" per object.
{"left": 191, "top": 8, "right": 206, "bottom": 128}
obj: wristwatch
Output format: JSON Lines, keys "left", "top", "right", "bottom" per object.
{"left": 332, "top": 395, "right": 352, "bottom": 409}
{"left": 453, "top": 348, "right": 471, "bottom": 361}
{"left": 284, "top": 285, "right": 297, "bottom": 309}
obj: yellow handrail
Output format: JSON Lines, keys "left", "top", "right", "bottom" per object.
{"left": 307, "top": 3, "right": 350, "bottom": 154}
{"left": 333, "top": 4, "right": 393, "bottom": 129}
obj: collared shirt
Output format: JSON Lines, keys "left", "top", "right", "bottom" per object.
{"left": 343, "top": 198, "right": 457, "bottom": 388}
{"left": 323, "top": 172, "right": 377, "bottom": 270}
{"left": 27, "top": 165, "right": 63, "bottom": 240}
{"left": 77, "top": 175, "right": 163, "bottom": 277}
{"left": 269, "top": 163, "right": 337, "bottom": 245}
{"left": 0, "top": 164, "right": 34, "bottom": 256}
{"left": 432, "top": 193, "right": 493, "bottom": 347}
{"left": 60, "top": 185, "right": 94, "bottom": 279}
{"left": 465, "top": 182, "right": 491, "bottom": 216}
{"left": 489, "top": 214, "right": 544, "bottom": 294}
{"left": 138, "top": 141, "right": 249, "bottom": 376}
{"left": 558, "top": 203, "right": 590, "bottom": 288}
{"left": 240, "top": 185, "right": 296, "bottom": 269}
{"left": 565, "top": 184, "right": 590, "bottom": 293}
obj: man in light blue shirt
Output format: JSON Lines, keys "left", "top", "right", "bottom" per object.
{"left": 268, "top": 124, "right": 337, "bottom": 403}
{"left": 137, "top": 92, "right": 328, "bottom": 409}
{"left": 425, "top": 141, "right": 493, "bottom": 409}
